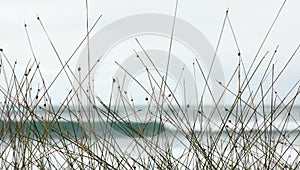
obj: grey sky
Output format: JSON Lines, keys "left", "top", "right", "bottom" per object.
{"left": 0, "top": 0, "right": 299, "bottom": 105}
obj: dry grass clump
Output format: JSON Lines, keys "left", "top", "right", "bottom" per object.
{"left": 0, "top": 1, "right": 300, "bottom": 169}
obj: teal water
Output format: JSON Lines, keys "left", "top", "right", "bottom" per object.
{"left": 109, "top": 121, "right": 165, "bottom": 138}
{"left": 0, "top": 120, "right": 165, "bottom": 139}
{"left": 3, "top": 119, "right": 298, "bottom": 140}
{"left": 1, "top": 105, "right": 299, "bottom": 139}
{"left": 0, "top": 120, "right": 86, "bottom": 138}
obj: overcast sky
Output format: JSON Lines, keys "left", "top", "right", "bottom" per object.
{"left": 1, "top": 0, "right": 299, "bottom": 105}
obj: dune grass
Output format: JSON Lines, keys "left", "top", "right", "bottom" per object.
{"left": 1, "top": 1, "right": 300, "bottom": 169}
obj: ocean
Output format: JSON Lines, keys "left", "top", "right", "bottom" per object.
{"left": 0, "top": 105, "right": 299, "bottom": 168}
